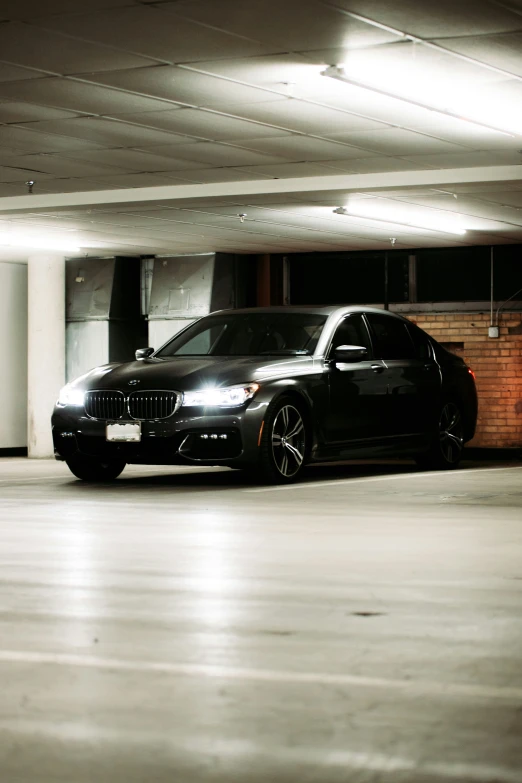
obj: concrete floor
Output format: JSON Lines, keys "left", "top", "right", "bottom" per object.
{"left": 1, "top": 457, "right": 522, "bottom": 783}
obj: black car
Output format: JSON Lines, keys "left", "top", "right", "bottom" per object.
{"left": 52, "top": 306, "right": 477, "bottom": 483}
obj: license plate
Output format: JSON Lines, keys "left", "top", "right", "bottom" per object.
{"left": 106, "top": 422, "right": 141, "bottom": 442}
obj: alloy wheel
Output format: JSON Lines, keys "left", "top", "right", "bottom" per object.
{"left": 439, "top": 402, "right": 464, "bottom": 464}
{"left": 271, "top": 404, "right": 306, "bottom": 478}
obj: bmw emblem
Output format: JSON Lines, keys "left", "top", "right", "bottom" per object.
{"left": 128, "top": 379, "right": 140, "bottom": 386}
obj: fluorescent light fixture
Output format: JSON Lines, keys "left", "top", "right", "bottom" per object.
{"left": 322, "top": 65, "right": 515, "bottom": 137}
{"left": 0, "top": 234, "right": 82, "bottom": 252}
{"left": 333, "top": 206, "right": 467, "bottom": 236}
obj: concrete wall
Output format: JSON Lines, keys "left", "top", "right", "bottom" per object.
{"left": 409, "top": 312, "right": 522, "bottom": 448}
{"left": 0, "top": 262, "right": 28, "bottom": 448}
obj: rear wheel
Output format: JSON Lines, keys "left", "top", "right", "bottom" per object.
{"left": 257, "top": 397, "right": 308, "bottom": 484}
{"left": 416, "top": 401, "right": 464, "bottom": 470}
{"left": 66, "top": 455, "right": 126, "bottom": 482}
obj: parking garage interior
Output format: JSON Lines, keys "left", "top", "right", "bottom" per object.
{"left": 1, "top": 1, "right": 522, "bottom": 781}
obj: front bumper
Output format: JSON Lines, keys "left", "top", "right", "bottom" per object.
{"left": 52, "top": 401, "right": 268, "bottom": 467}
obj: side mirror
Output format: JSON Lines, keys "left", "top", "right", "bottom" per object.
{"left": 135, "top": 347, "right": 154, "bottom": 360}
{"left": 333, "top": 344, "right": 369, "bottom": 363}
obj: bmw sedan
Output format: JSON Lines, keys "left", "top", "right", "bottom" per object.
{"left": 52, "top": 306, "right": 478, "bottom": 483}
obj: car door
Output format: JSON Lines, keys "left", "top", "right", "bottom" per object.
{"left": 364, "top": 313, "right": 440, "bottom": 437}
{"left": 406, "top": 321, "right": 442, "bottom": 432}
{"left": 324, "top": 313, "right": 389, "bottom": 445}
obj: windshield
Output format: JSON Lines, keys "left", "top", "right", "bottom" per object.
{"left": 156, "top": 313, "right": 326, "bottom": 358}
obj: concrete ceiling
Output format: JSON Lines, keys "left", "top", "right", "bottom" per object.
{"left": 1, "top": 0, "right": 522, "bottom": 256}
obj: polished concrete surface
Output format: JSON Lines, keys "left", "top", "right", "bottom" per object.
{"left": 1, "top": 457, "right": 522, "bottom": 783}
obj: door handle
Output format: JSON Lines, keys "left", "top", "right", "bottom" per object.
{"left": 370, "top": 364, "right": 385, "bottom": 374}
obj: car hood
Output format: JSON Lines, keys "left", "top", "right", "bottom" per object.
{"left": 73, "top": 355, "right": 316, "bottom": 393}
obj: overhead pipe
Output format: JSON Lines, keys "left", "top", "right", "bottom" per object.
{"left": 490, "top": 245, "right": 522, "bottom": 336}
{"left": 490, "top": 246, "right": 494, "bottom": 329}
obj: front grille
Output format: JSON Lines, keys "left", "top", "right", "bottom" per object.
{"left": 85, "top": 391, "right": 125, "bottom": 420}
{"left": 128, "top": 390, "right": 178, "bottom": 420}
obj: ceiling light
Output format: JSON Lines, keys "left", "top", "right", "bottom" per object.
{"left": 333, "top": 206, "right": 467, "bottom": 236}
{"left": 0, "top": 234, "right": 82, "bottom": 252}
{"left": 322, "top": 65, "right": 515, "bottom": 137}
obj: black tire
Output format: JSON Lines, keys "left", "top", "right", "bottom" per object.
{"left": 256, "top": 396, "right": 308, "bottom": 484}
{"left": 416, "top": 400, "right": 465, "bottom": 470}
{"left": 66, "top": 455, "right": 126, "bottom": 482}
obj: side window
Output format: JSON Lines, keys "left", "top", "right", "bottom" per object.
{"left": 407, "top": 323, "right": 432, "bottom": 361}
{"left": 330, "top": 314, "right": 372, "bottom": 355}
{"left": 366, "top": 314, "right": 416, "bottom": 360}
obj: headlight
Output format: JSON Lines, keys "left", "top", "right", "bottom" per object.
{"left": 57, "top": 384, "right": 85, "bottom": 407}
{"left": 182, "top": 383, "right": 259, "bottom": 408}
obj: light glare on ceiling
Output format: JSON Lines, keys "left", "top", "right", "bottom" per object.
{"left": 333, "top": 205, "right": 467, "bottom": 236}
{"left": 0, "top": 234, "right": 82, "bottom": 252}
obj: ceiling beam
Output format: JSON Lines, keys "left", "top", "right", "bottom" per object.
{"left": 0, "top": 165, "right": 521, "bottom": 214}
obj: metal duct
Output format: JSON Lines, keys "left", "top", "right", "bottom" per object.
{"left": 66, "top": 258, "right": 115, "bottom": 320}
{"left": 66, "top": 257, "right": 146, "bottom": 381}
{"left": 147, "top": 253, "right": 235, "bottom": 349}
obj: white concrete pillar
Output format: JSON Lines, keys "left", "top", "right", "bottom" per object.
{"left": 27, "top": 254, "right": 65, "bottom": 458}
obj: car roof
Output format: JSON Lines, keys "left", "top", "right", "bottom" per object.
{"left": 212, "top": 305, "right": 405, "bottom": 318}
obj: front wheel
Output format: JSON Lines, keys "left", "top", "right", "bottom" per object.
{"left": 416, "top": 401, "right": 465, "bottom": 470}
{"left": 257, "top": 397, "right": 308, "bottom": 484}
{"left": 66, "top": 455, "right": 126, "bottom": 482}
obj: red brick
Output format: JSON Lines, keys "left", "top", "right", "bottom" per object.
{"left": 410, "top": 308, "right": 522, "bottom": 447}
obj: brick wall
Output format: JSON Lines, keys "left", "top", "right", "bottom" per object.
{"left": 408, "top": 312, "right": 522, "bottom": 449}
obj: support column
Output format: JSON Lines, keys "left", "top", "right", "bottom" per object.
{"left": 257, "top": 254, "right": 271, "bottom": 306}
{"left": 27, "top": 254, "right": 65, "bottom": 458}
{"left": 408, "top": 254, "right": 417, "bottom": 303}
